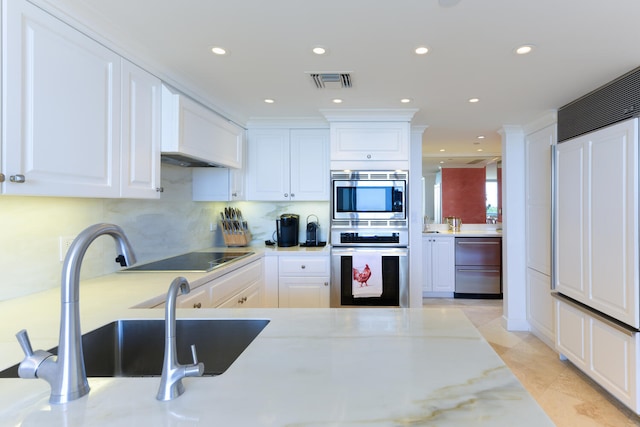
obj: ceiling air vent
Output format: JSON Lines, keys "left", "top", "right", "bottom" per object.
{"left": 310, "top": 73, "right": 352, "bottom": 89}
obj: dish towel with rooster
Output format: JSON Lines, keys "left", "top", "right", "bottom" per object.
{"left": 351, "top": 254, "right": 383, "bottom": 298}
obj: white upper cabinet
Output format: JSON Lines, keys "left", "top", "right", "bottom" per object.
{"left": 555, "top": 118, "right": 639, "bottom": 328}
{"left": 246, "top": 128, "right": 329, "bottom": 201}
{"left": 120, "top": 60, "right": 162, "bottom": 199}
{"left": 3, "top": 0, "right": 121, "bottom": 197}
{"left": 161, "top": 85, "right": 243, "bottom": 169}
{"left": 330, "top": 122, "right": 409, "bottom": 162}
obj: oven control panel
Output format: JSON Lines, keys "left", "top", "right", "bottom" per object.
{"left": 331, "top": 229, "right": 408, "bottom": 247}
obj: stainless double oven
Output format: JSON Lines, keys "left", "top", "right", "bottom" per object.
{"left": 330, "top": 170, "right": 409, "bottom": 307}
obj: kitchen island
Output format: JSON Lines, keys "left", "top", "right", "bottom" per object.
{"left": 0, "top": 256, "right": 551, "bottom": 426}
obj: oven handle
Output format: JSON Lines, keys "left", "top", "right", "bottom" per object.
{"left": 330, "top": 246, "right": 408, "bottom": 256}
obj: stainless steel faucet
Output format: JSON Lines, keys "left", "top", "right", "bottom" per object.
{"left": 15, "top": 223, "right": 137, "bottom": 404}
{"left": 157, "top": 277, "right": 204, "bottom": 401}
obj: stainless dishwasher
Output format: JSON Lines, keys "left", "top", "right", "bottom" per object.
{"left": 454, "top": 237, "right": 502, "bottom": 298}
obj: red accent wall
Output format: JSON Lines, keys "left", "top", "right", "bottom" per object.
{"left": 441, "top": 168, "right": 486, "bottom": 224}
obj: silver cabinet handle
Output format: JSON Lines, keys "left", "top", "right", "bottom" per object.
{"left": 156, "top": 187, "right": 164, "bottom": 193}
{"left": 10, "top": 174, "right": 26, "bottom": 183}
{"left": 457, "top": 241, "right": 500, "bottom": 245}
{"left": 284, "top": 193, "right": 288, "bottom": 198}
{"left": 290, "top": 193, "right": 295, "bottom": 198}
{"left": 0, "top": 173, "right": 5, "bottom": 183}
{"left": 324, "top": 282, "right": 329, "bottom": 287}
{"left": 193, "top": 302, "right": 202, "bottom": 309}
{"left": 300, "top": 265, "right": 306, "bottom": 269}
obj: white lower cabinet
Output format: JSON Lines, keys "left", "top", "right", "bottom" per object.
{"left": 174, "top": 258, "right": 264, "bottom": 309}
{"left": 278, "top": 255, "right": 330, "bottom": 308}
{"left": 526, "top": 268, "right": 555, "bottom": 346}
{"left": 556, "top": 298, "right": 640, "bottom": 413}
{"left": 422, "top": 235, "right": 455, "bottom": 296}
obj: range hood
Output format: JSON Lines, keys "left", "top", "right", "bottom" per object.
{"left": 161, "top": 84, "right": 244, "bottom": 169}
{"left": 160, "top": 153, "right": 221, "bottom": 168}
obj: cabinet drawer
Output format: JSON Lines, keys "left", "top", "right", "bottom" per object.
{"left": 279, "top": 256, "right": 329, "bottom": 276}
{"left": 210, "top": 259, "right": 263, "bottom": 306}
{"left": 455, "top": 238, "right": 501, "bottom": 266}
{"left": 455, "top": 267, "right": 501, "bottom": 294}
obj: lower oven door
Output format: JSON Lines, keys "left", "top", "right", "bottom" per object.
{"left": 330, "top": 246, "right": 409, "bottom": 307}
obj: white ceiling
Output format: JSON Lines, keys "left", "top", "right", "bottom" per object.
{"left": 42, "top": 0, "right": 640, "bottom": 171}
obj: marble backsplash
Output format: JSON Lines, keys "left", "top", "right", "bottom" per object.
{"left": 0, "top": 164, "right": 329, "bottom": 302}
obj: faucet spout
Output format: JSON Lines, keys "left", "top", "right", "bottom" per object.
{"left": 15, "top": 223, "right": 137, "bottom": 404}
{"left": 157, "top": 277, "right": 204, "bottom": 401}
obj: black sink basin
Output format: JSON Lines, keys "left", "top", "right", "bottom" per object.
{"left": 0, "top": 319, "right": 269, "bottom": 378}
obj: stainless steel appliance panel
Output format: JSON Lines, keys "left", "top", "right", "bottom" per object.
{"left": 455, "top": 238, "right": 501, "bottom": 266}
{"left": 454, "top": 237, "right": 502, "bottom": 298}
{"left": 455, "top": 266, "right": 502, "bottom": 295}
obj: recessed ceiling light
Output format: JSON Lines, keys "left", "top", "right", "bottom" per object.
{"left": 439, "top": 161, "right": 445, "bottom": 164}
{"left": 211, "top": 46, "right": 227, "bottom": 55}
{"left": 439, "top": 149, "right": 446, "bottom": 152}
{"left": 332, "top": 98, "right": 343, "bottom": 104}
{"left": 400, "top": 98, "right": 412, "bottom": 103}
{"left": 477, "top": 148, "right": 484, "bottom": 152}
{"left": 415, "top": 46, "right": 429, "bottom": 55}
{"left": 264, "top": 98, "right": 275, "bottom": 104}
{"left": 312, "top": 46, "right": 327, "bottom": 55}
{"left": 477, "top": 135, "right": 485, "bottom": 139}
{"left": 468, "top": 98, "right": 480, "bottom": 103}
{"left": 515, "top": 45, "right": 534, "bottom": 55}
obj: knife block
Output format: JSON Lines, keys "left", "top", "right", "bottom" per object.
{"left": 222, "top": 227, "right": 251, "bottom": 247}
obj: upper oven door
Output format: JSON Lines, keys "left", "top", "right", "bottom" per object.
{"left": 332, "top": 179, "right": 406, "bottom": 221}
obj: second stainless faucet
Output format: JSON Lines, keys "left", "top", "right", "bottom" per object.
{"left": 157, "top": 277, "right": 204, "bottom": 401}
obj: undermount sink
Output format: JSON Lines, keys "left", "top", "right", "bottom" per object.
{"left": 0, "top": 319, "right": 269, "bottom": 378}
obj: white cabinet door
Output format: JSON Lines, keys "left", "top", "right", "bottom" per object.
{"left": 279, "top": 276, "right": 329, "bottom": 308}
{"left": 555, "top": 135, "right": 585, "bottom": 298}
{"left": 289, "top": 129, "right": 329, "bottom": 201}
{"left": 120, "top": 60, "right": 161, "bottom": 199}
{"left": 525, "top": 126, "right": 554, "bottom": 275}
{"left": 556, "top": 298, "right": 640, "bottom": 413}
{"left": 330, "top": 122, "right": 409, "bottom": 161}
{"left": 278, "top": 255, "right": 330, "bottom": 308}
{"left": 3, "top": 0, "right": 121, "bottom": 197}
{"left": 525, "top": 125, "right": 555, "bottom": 344}
{"left": 246, "top": 129, "right": 290, "bottom": 200}
{"left": 588, "top": 120, "right": 638, "bottom": 326}
{"left": 555, "top": 118, "right": 639, "bottom": 328}
{"left": 422, "top": 235, "right": 455, "bottom": 294}
{"left": 246, "top": 128, "right": 329, "bottom": 201}
{"left": 192, "top": 132, "right": 246, "bottom": 201}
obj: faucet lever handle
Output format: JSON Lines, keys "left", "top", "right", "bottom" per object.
{"left": 16, "top": 329, "right": 34, "bottom": 357}
{"left": 190, "top": 344, "right": 199, "bottom": 365}
{"left": 187, "top": 344, "right": 205, "bottom": 377}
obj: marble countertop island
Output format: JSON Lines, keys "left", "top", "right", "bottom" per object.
{"left": 0, "top": 252, "right": 551, "bottom": 426}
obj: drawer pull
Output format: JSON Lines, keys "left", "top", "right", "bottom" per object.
{"left": 300, "top": 265, "right": 306, "bottom": 269}
{"left": 193, "top": 302, "right": 202, "bottom": 309}
{"left": 457, "top": 241, "right": 500, "bottom": 245}
{"left": 456, "top": 269, "right": 500, "bottom": 273}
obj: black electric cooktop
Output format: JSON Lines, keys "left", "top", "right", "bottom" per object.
{"left": 123, "top": 251, "right": 254, "bottom": 272}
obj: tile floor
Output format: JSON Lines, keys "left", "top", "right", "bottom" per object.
{"left": 423, "top": 298, "right": 640, "bottom": 427}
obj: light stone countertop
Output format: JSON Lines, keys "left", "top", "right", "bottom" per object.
{"left": 0, "top": 246, "right": 552, "bottom": 426}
